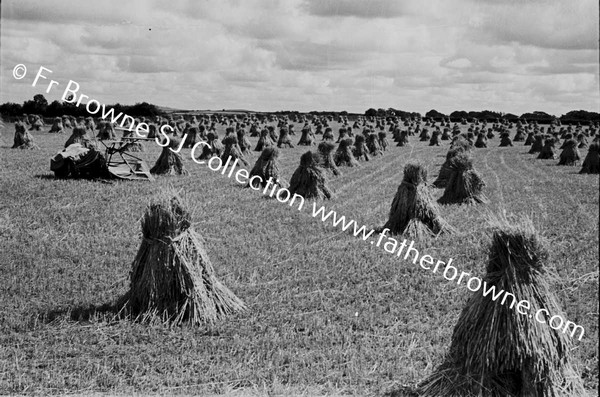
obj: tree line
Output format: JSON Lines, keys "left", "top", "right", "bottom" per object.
{"left": 1, "top": 94, "right": 598, "bottom": 124}
{"left": 0, "top": 94, "right": 161, "bottom": 119}
{"left": 365, "top": 108, "right": 600, "bottom": 124}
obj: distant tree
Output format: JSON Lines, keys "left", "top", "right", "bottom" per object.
{"left": 450, "top": 111, "right": 469, "bottom": 121}
{"left": 503, "top": 113, "right": 519, "bottom": 120}
{"left": 365, "top": 108, "right": 377, "bottom": 117}
{"left": 376, "top": 108, "right": 387, "bottom": 117}
{"left": 425, "top": 109, "right": 447, "bottom": 120}
{"left": 392, "top": 110, "right": 410, "bottom": 119}
{"left": 60, "top": 95, "right": 82, "bottom": 116}
{"left": 34, "top": 94, "right": 48, "bottom": 108}
{"left": 22, "top": 94, "right": 49, "bottom": 115}
{"left": 340, "top": 110, "right": 348, "bottom": 116}
{"left": 560, "top": 110, "right": 600, "bottom": 123}
{"left": 46, "top": 100, "right": 64, "bottom": 117}
{"left": 128, "top": 102, "right": 160, "bottom": 117}
{"left": 113, "top": 103, "right": 125, "bottom": 116}
{"left": 520, "top": 111, "right": 554, "bottom": 123}
{"left": 0, "top": 102, "right": 23, "bottom": 117}
{"left": 478, "top": 110, "right": 503, "bottom": 121}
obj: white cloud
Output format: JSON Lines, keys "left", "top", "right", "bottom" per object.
{"left": 1, "top": 0, "right": 598, "bottom": 114}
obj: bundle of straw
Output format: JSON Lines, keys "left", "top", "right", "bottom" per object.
{"left": 221, "top": 135, "right": 249, "bottom": 167}
{"left": 367, "top": 133, "right": 383, "bottom": 155}
{"left": 579, "top": 142, "right": 599, "bottom": 174}
{"left": 451, "top": 135, "right": 473, "bottom": 151}
{"left": 119, "top": 190, "right": 246, "bottom": 325}
{"left": 96, "top": 121, "right": 117, "bottom": 140}
{"left": 432, "top": 140, "right": 472, "bottom": 188}
{"left": 247, "top": 147, "right": 287, "bottom": 189}
{"left": 429, "top": 130, "right": 441, "bottom": 146}
{"left": 529, "top": 135, "right": 545, "bottom": 154}
{"left": 524, "top": 132, "right": 535, "bottom": 145}
{"left": 322, "top": 127, "right": 334, "bottom": 141}
{"left": 297, "top": 127, "right": 316, "bottom": 146}
{"left": 353, "top": 135, "right": 370, "bottom": 161}
{"left": 441, "top": 128, "right": 451, "bottom": 140}
{"left": 392, "top": 126, "right": 401, "bottom": 142}
{"left": 395, "top": 130, "right": 409, "bottom": 147}
{"left": 277, "top": 128, "right": 294, "bottom": 148}
{"left": 64, "top": 126, "right": 91, "bottom": 148}
{"left": 288, "top": 151, "right": 334, "bottom": 200}
{"left": 336, "top": 127, "right": 349, "bottom": 143}
{"left": 419, "top": 128, "right": 431, "bottom": 142}
{"left": 335, "top": 138, "right": 360, "bottom": 167}
{"left": 255, "top": 128, "right": 274, "bottom": 152}
{"left": 378, "top": 131, "right": 389, "bottom": 151}
{"left": 197, "top": 132, "right": 223, "bottom": 160}
{"left": 318, "top": 141, "right": 341, "bottom": 176}
{"left": 380, "top": 163, "right": 454, "bottom": 239}
{"left": 183, "top": 125, "right": 200, "bottom": 149}
{"left": 236, "top": 129, "right": 252, "bottom": 154}
{"left": 268, "top": 126, "right": 279, "bottom": 142}
{"left": 499, "top": 131, "right": 513, "bottom": 147}
{"left": 417, "top": 216, "right": 586, "bottom": 396}
{"left": 557, "top": 139, "right": 581, "bottom": 166}
{"left": 537, "top": 138, "right": 557, "bottom": 160}
{"left": 438, "top": 154, "right": 488, "bottom": 205}
{"left": 150, "top": 136, "right": 188, "bottom": 175}
{"left": 513, "top": 129, "right": 526, "bottom": 142}
{"left": 12, "top": 121, "right": 39, "bottom": 150}
{"left": 62, "top": 116, "right": 73, "bottom": 130}
{"left": 49, "top": 117, "right": 64, "bottom": 134}
{"left": 559, "top": 134, "right": 573, "bottom": 149}
{"left": 577, "top": 133, "right": 588, "bottom": 149}
{"left": 474, "top": 132, "right": 488, "bottom": 148}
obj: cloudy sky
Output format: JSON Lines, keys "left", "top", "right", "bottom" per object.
{"left": 1, "top": 0, "right": 598, "bottom": 115}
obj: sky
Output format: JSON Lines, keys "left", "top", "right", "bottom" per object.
{"left": 1, "top": 0, "right": 598, "bottom": 115}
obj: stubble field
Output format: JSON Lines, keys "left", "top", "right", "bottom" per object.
{"left": 0, "top": 120, "right": 598, "bottom": 396}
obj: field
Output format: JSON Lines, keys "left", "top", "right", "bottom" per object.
{"left": 0, "top": 120, "right": 598, "bottom": 396}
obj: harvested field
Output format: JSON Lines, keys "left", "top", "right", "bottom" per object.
{"left": 0, "top": 119, "right": 598, "bottom": 395}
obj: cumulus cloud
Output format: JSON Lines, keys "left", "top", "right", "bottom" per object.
{"left": 468, "top": 0, "right": 598, "bottom": 50}
{"left": 0, "top": 0, "right": 598, "bottom": 114}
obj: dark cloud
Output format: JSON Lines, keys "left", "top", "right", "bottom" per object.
{"left": 3, "top": 0, "right": 133, "bottom": 25}
{"left": 486, "top": 26, "right": 598, "bottom": 51}
{"left": 301, "top": 0, "right": 408, "bottom": 18}
{"left": 1, "top": 0, "right": 598, "bottom": 114}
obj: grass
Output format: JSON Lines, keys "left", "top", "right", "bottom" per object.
{"left": 0, "top": 121, "right": 598, "bottom": 396}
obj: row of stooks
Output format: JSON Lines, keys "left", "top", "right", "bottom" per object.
{"left": 112, "top": 164, "right": 586, "bottom": 396}
{"left": 19, "top": 113, "right": 600, "bottom": 145}
{"left": 150, "top": 125, "right": 492, "bottom": 213}
{"left": 8, "top": 112, "right": 600, "bottom": 175}
{"left": 6, "top": 113, "right": 591, "bottom": 395}
{"left": 9, "top": 113, "right": 600, "bottom": 177}
{"left": 16, "top": 110, "right": 597, "bottom": 133}
{"left": 12, "top": 111, "right": 600, "bottom": 151}
{"left": 10, "top": 110, "right": 591, "bottom": 145}
{"left": 9, "top": 111, "right": 598, "bottom": 143}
